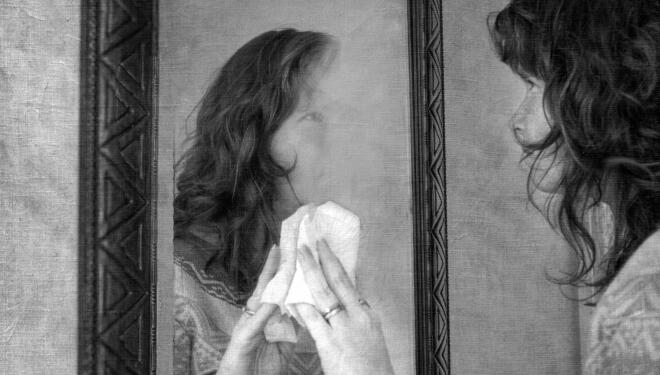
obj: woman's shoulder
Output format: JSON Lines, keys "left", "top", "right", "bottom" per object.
{"left": 584, "top": 230, "right": 660, "bottom": 374}
{"left": 598, "top": 230, "right": 660, "bottom": 305}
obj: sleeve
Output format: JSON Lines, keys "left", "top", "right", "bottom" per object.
{"left": 174, "top": 317, "right": 194, "bottom": 375}
{"left": 584, "top": 274, "right": 660, "bottom": 374}
{"left": 174, "top": 295, "right": 231, "bottom": 375}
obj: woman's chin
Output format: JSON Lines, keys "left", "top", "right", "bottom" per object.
{"left": 520, "top": 156, "right": 565, "bottom": 194}
{"left": 532, "top": 178, "right": 562, "bottom": 194}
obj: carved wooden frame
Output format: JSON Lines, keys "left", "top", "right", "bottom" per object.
{"left": 409, "top": 1, "right": 449, "bottom": 374}
{"left": 79, "top": 0, "right": 158, "bottom": 373}
{"left": 78, "top": 0, "right": 448, "bottom": 374}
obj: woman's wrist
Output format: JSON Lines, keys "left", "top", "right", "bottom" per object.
{"left": 223, "top": 341, "right": 257, "bottom": 362}
{"left": 218, "top": 346, "right": 254, "bottom": 374}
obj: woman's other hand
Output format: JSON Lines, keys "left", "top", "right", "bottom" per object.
{"left": 218, "top": 245, "right": 280, "bottom": 375}
{"left": 293, "top": 240, "right": 395, "bottom": 375}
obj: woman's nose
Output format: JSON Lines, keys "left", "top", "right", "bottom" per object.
{"left": 510, "top": 110, "right": 526, "bottom": 133}
{"left": 510, "top": 106, "right": 532, "bottom": 144}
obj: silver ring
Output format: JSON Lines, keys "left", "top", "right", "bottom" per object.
{"left": 321, "top": 303, "right": 344, "bottom": 321}
{"left": 358, "top": 298, "right": 370, "bottom": 308}
{"left": 242, "top": 306, "right": 256, "bottom": 316}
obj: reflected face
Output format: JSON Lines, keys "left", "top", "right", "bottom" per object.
{"left": 511, "top": 78, "right": 549, "bottom": 146}
{"left": 270, "top": 61, "right": 342, "bottom": 206}
{"left": 511, "top": 77, "right": 565, "bottom": 193}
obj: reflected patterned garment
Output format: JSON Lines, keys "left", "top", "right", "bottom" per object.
{"left": 584, "top": 231, "right": 660, "bottom": 374}
{"left": 173, "top": 226, "right": 323, "bottom": 375}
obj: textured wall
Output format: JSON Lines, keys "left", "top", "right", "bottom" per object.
{"left": 0, "top": 1, "right": 79, "bottom": 374}
{"left": 158, "top": 1, "right": 414, "bottom": 374}
{"left": 444, "top": 1, "right": 582, "bottom": 374}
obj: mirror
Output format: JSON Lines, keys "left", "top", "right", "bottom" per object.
{"left": 158, "top": 0, "right": 414, "bottom": 374}
{"left": 78, "top": 0, "right": 447, "bottom": 374}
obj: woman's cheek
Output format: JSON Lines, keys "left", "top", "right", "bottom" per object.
{"left": 302, "top": 121, "right": 329, "bottom": 147}
{"left": 301, "top": 127, "right": 331, "bottom": 178}
{"left": 270, "top": 140, "right": 297, "bottom": 170}
{"left": 270, "top": 123, "right": 325, "bottom": 169}
{"left": 280, "top": 127, "right": 332, "bottom": 203}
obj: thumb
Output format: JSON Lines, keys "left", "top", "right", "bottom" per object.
{"left": 243, "top": 303, "right": 278, "bottom": 335}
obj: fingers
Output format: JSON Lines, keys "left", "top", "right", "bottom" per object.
{"left": 246, "top": 244, "right": 281, "bottom": 310}
{"left": 240, "top": 302, "right": 278, "bottom": 335}
{"left": 297, "top": 245, "right": 344, "bottom": 319}
{"left": 293, "top": 303, "right": 331, "bottom": 348}
{"left": 316, "top": 239, "right": 362, "bottom": 313}
{"left": 255, "top": 244, "right": 281, "bottom": 292}
{"left": 253, "top": 302, "right": 278, "bottom": 327}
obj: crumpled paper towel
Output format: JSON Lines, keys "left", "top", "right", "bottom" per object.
{"left": 260, "top": 201, "right": 360, "bottom": 342}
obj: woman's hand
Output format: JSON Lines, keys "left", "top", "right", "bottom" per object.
{"left": 293, "top": 240, "right": 395, "bottom": 375}
{"left": 217, "top": 245, "right": 280, "bottom": 375}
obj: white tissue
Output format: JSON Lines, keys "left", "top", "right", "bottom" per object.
{"left": 260, "top": 205, "right": 311, "bottom": 309}
{"left": 260, "top": 201, "right": 360, "bottom": 341}
{"left": 285, "top": 202, "right": 360, "bottom": 311}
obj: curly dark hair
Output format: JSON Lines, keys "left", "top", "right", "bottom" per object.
{"left": 489, "top": 0, "right": 660, "bottom": 292}
{"left": 174, "top": 29, "right": 336, "bottom": 293}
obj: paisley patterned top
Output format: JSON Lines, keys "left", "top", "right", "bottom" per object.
{"left": 173, "top": 225, "right": 323, "bottom": 375}
{"left": 584, "top": 230, "right": 660, "bottom": 374}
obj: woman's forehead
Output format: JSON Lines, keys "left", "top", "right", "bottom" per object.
{"left": 300, "top": 64, "right": 344, "bottom": 108}
{"left": 312, "top": 52, "right": 366, "bottom": 102}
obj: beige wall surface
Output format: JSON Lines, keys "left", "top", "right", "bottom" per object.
{"left": 444, "top": 0, "right": 582, "bottom": 374}
{"left": 0, "top": 1, "right": 79, "bottom": 374}
{"left": 159, "top": 0, "right": 414, "bottom": 373}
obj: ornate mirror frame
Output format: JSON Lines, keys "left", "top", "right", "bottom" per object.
{"left": 78, "top": 0, "right": 448, "bottom": 373}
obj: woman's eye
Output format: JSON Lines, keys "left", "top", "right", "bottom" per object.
{"left": 301, "top": 112, "right": 324, "bottom": 123}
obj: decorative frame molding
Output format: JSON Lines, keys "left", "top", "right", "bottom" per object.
{"left": 409, "top": 1, "right": 449, "bottom": 374}
{"left": 79, "top": 0, "right": 447, "bottom": 374}
{"left": 79, "top": 0, "right": 158, "bottom": 374}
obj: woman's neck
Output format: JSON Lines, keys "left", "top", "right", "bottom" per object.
{"left": 272, "top": 182, "right": 303, "bottom": 227}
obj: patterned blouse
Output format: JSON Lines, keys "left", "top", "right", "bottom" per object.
{"left": 173, "top": 226, "right": 323, "bottom": 375}
{"left": 584, "top": 230, "right": 660, "bottom": 374}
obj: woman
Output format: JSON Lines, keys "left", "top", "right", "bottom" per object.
{"left": 173, "top": 28, "right": 341, "bottom": 375}
{"left": 489, "top": 1, "right": 660, "bottom": 372}
{"left": 291, "top": 0, "right": 660, "bottom": 374}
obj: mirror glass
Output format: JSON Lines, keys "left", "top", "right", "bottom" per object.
{"left": 158, "top": 1, "right": 415, "bottom": 374}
